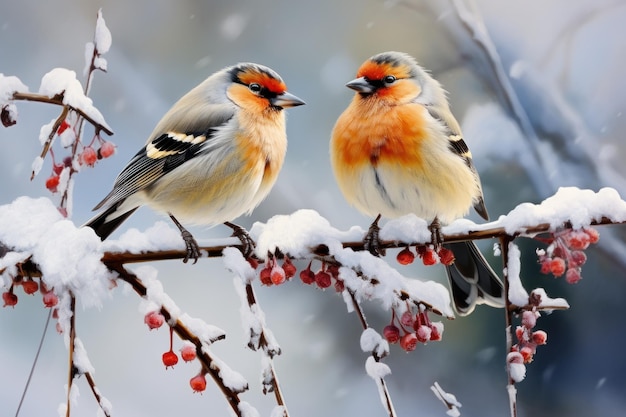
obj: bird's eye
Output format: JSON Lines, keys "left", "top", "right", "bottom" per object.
{"left": 384, "top": 75, "right": 397, "bottom": 84}
{"left": 249, "top": 83, "right": 262, "bottom": 93}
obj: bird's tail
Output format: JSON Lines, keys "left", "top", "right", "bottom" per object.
{"left": 443, "top": 241, "right": 504, "bottom": 316}
{"left": 83, "top": 202, "right": 138, "bottom": 241}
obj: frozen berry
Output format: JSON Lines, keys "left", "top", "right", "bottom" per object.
{"left": 521, "top": 311, "right": 537, "bottom": 329}
{"left": 2, "top": 291, "right": 18, "bottom": 307}
{"left": 549, "top": 258, "right": 566, "bottom": 277}
{"left": 299, "top": 268, "right": 315, "bottom": 285}
{"left": 565, "top": 268, "right": 582, "bottom": 284}
{"left": 396, "top": 247, "right": 415, "bottom": 265}
{"left": 532, "top": 330, "right": 548, "bottom": 345}
{"left": 585, "top": 227, "right": 599, "bottom": 244}
{"left": 539, "top": 259, "right": 552, "bottom": 274}
{"left": 429, "top": 323, "right": 443, "bottom": 341}
{"left": 45, "top": 175, "right": 60, "bottom": 193}
{"left": 52, "top": 162, "right": 64, "bottom": 175}
{"left": 180, "top": 344, "right": 197, "bottom": 362}
{"left": 400, "top": 311, "right": 414, "bottom": 327}
{"left": 144, "top": 311, "right": 165, "bottom": 330}
{"left": 415, "top": 325, "right": 432, "bottom": 343}
{"left": 270, "top": 264, "right": 286, "bottom": 285}
{"left": 162, "top": 350, "right": 179, "bottom": 368}
{"left": 281, "top": 258, "right": 296, "bottom": 279}
{"left": 421, "top": 248, "right": 438, "bottom": 266}
{"left": 520, "top": 346, "right": 534, "bottom": 363}
{"left": 80, "top": 147, "right": 97, "bottom": 166}
{"left": 569, "top": 251, "right": 587, "bottom": 267}
{"left": 259, "top": 266, "right": 272, "bottom": 286}
{"left": 42, "top": 291, "right": 58, "bottom": 308}
{"left": 190, "top": 373, "right": 207, "bottom": 393}
{"left": 383, "top": 325, "right": 401, "bottom": 344}
{"left": 314, "top": 270, "right": 331, "bottom": 289}
{"left": 334, "top": 279, "right": 345, "bottom": 293}
{"left": 438, "top": 247, "right": 455, "bottom": 266}
{"left": 22, "top": 280, "right": 39, "bottom": 295}
{"left": 400, "top": 333, "right": 418, "bottom": 352}
{"left": 247, "top": 257, "right": 259, "bottom": 269}
{"left": 98, "top": 141, "right": 116, "bottom": 158}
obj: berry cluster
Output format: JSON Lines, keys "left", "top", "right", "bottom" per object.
{"left": 396, "top": 245, "right": 455, "bottom": 267}
{"left": 143, "top": 310, "right": 206, "bottom": 393}
{"left": 537, "top": 227, "right": 599, "bottom": 284}
{"left": 299, "top": 261, "right": 344, "bottom": 292}
{"left": 382, "top": 306, "right": 443, "bottom": 352}
{"left": 45, "top": 119, "right": 115, "bottom": 198}
{"left": 2, "top": 277, "right": 58, "bottom": 309}
{"left": 257, "top": 256, "right": 296, "bottom": 286}
{"left": 510, "top": 310, "right": 547, "bottom": 364}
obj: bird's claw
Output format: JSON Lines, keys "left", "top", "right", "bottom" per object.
{"left": 364, "top": 215, "right": 385, "bottom": 257}
{"left": 181, "top": 230, "right": 201, "bottom": 264}
{"left": 225, "top": 222, "right": 256, "bottom": 259}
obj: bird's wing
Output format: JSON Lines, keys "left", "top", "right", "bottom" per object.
{"left": 93, "top": 105, "right": 235, "bottom": 211}
{"left": 425, "top": 104, "right": 489, "bottom": 220}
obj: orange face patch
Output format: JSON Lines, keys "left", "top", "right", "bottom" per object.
{"left": 357, "top": 60, "right": 412, "bottom": 82}
{"left": 237, "top": 68, "right": 286, "bottom": 94}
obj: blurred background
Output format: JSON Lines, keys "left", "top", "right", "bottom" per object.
{"left": 1, "top": 0, "right": 625, "bottom": 416}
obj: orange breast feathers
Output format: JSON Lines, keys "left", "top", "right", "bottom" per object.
{"left": 331, "top": 99, "right": 430, "bottom": 172}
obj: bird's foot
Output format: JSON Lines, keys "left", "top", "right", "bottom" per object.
{"left": 224, "top": 221, "right": 256, "bottom": 259}
{"left": 428, "top": 217, "right": 443, "bottom": 251}
{"left": 169, "top": 214, "right": 200, "bottom": 264}
{"left": 364, "top": 214, "right": 385, "bottom": 256}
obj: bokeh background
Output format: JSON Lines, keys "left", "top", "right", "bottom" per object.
{"left": 1, "top": 0, "right": 625, "bottom": 416}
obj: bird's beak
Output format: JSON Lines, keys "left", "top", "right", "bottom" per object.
{"left": 346, "top": 77, "right": 375, "bottom": 94}
{"left": 270, "top": 91, "right": 306, "bottom": 109}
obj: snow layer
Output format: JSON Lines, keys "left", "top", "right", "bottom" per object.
{"left": 0, "top": 73, "right": 28, "bottom": 104}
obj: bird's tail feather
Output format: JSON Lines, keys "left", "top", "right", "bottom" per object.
{"left": 83, "top": 202, "right": 138, "bottom": 241}
{"left": 443, "top": 241, "right": 504, "bottom": 316}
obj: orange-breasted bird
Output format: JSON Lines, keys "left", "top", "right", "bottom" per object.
{"left": 85, "top": 62, "right": 305, "bottom": 262}
{"left": 330, "top": 51, "right": 503, "bottom": 315}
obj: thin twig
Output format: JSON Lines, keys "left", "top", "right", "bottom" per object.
{"left": 84, "top": 372, "right": 111, "bottom": 417}
{"left": 11, "top": 92, "right": 113, "bottom": 136}
{"left": 14, "top": 308, "right": 52, "bottom": 417}
{"left": 65, "top": 294, "right": 76, "bottom": 417}
{"left": 500, "top": 236, "right": 518, "bottom": 417}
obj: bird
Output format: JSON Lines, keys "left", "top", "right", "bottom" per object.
{"left": 84, "top": 62, "right": 305, "bottom": 263}
{"left": 330, "top": 51, "right": 503, "bottom": 315}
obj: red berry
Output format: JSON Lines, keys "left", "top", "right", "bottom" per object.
{"left": 429, "top": 323, "right": 443, "bottom": 341}
{"left": 438, "top": 247, "right": 455, "bottom": 266}
{"left": 57, "top": 119, "right": 71, "bottom": 135}
{"left": 520, "top": 346, "right": 534, "bottom": 363}
{"left": 565, "top": 231, "right": 590, "bottom": 250}
{"left": 507, "top": 351, "right": 524, "bottom": 364}
{"left": 42, "top": 291, "right": 58, "bottom": 308}
{"left": 400, "top": 311, "right": 414, "bottom": 327}
{"left": 383, "top": 325, "right": 401, "bottom": 344}
{"left": 22, "top": 280, "right": 39, "bottom": 295}
{"left": 144, "top": 311, "right": 165, "bottom": 330}
{"left": 63, "top": 156, "right": 73, "bottom": 167}
{"left": 415, "top": 325, "right": 432, "bottom": 343}
{"left": 180, "top": 344, "right": 197, "bottom": 362}
{"left": 585, "top": 227, "right": 599, "bottom": 244}
{"left": 521, "top": 311, "right": 537, "bottom": 329}
{"left": 549, "top": 257, "right": 566, "bottom": 277}
{"left": 421, "top": 248, "right": 438, "bottom": 266}
{"left": 396, "top": 247, "right": 415, "bottom": 265}
{"left": 326, "top": 264, "right": 340, "bottom": 279}
{"left": 299, "top": 262, "right": 315, "bottom": 284}
{"left": 565, "top": 268, "right": 582, "bottom": 284}
{"left": 80, "top": 147, "right": 97, "bottom": 166}
{"left": 334, "top": 279, "right": 345, "bottom": 293}
{"left": 2, "top": 291, "right": 18, "bottom": 307}
{"left": 532, "top": 330, "right": 548, "bottom": 345}
{"left": 515, "top": 326, "right": 525, "bottom": 342}
{"left": 98, "top": 141, "right": 116, "bottom": 158}
{"left": 190, "top": 373, "right": 207, "bottom": 393}
{"left": 259, "top": 266, "right": 273, "bottom": 286}
{"left": 569, "top": 251, "right": 587, "bottom": 267}
{"left": 400, "top": 333, "right": 418, "bottom": 352}
{"left": 270, "top": 264, "right": 286, "bottom": 285}
{"left": 281, "top": 258, "right": 296, "bottom": 279}
{"left": 162, "top": 350, "right": 179, "bottom": 368}
{"left": 52, "top": 162, "right": 64, "bottom": 175}
{"left": 45, "top": 175, "right": 60, "bottom": 193}
{"left": 314, "top": 270, "right": 332, "bottom": 289}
